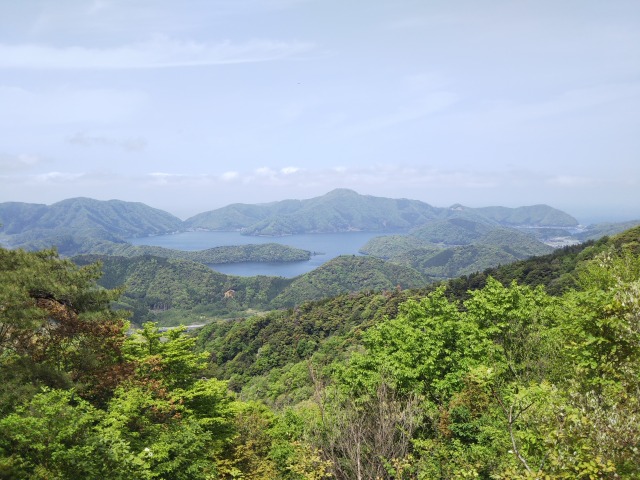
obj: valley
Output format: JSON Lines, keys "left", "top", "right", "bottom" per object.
{"left": 2, "top": 189, "right": 638, "bottom": 327}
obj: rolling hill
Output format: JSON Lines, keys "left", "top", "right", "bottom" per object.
{"left": 361, "top": 217, "right": 555, "bottom": 280}
{"left": 0, "top": 197, "right": 183, "bottom": 255}
{"left": 185, "top": 188, "right": 443, "bottom": 234}
{"left": 184, "top": 189, "right": 578, "bottom": 236}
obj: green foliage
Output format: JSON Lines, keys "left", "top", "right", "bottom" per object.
{"left": 288, "top": 230, "right": 639, "bottom": 478}
{"left": 0, "top": 248, "right": 130, "bottom": 406}
{"left": 125, "top": 323, "right": 209, "bottom": 390}
{"left": 359, "top": 234, "right": 433, "bottom": 259}
{"left": 3, "top": 221, "right": 640, "bottom": 479}
{"left": 76, "top": 253, "right": 424, "bottom": 325}
{"left": 364, "top": 219, "right": 554, "bottom": 281}
{"left": 0, "top": 388, "right": 144, "bottom": 479}
{"left": 84, "top": 242, "right": 311, "bottom": 264}
{"left": 343, "top": 287, "right": 473, "bottom": 398}
{"left": 271, "top": 255, "right": 425, "bottom": 307}
{"left": 74, "top": 254, "right": 292, "bottom": 324}
{"left": 0, "top": 248, "right": 329, "bottom": 479}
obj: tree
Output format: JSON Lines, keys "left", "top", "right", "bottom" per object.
{"left": 0, "top": 248, "right": 131, "bottom": 409}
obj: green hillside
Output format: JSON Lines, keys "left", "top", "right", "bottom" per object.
{"left": 270, "top": 255, "right": 426, "bottom": 307}
{"left": 186, "top": 188, "right": 442, "bottom": 235}
{"left": 473, "top": 203, "right": 579, "bottom": 226}
{"left": 0, "top": 197, "right": 183, "bottom": 237}
{"left": 73, "top": 254, "right": 292, "bottom": 324}
{"left": 196, "top": 230, "right": 620, "bottom": 402}
{"left": 574, "top": 219, "right": 640, "bottom": 242}
{"left": 2, "top": 226, "right": 639, "bottom": 478}
{"left": 393, "top": 244, "right": 522, "bottom": 280}
{"left": 192, "top": 227, "right": 640, "bottom": 478}
{"left": 410, "top": 217, "right": 497, "bottom": 245}
{"left": 362, "top": 219, "right": 554, "bottom": 279}
{"left": 0, "top": 202, "right": 49, "bottom": 233}
{"left": 183, "top": 199, "right": 303, "bottom": 231}
{"left": 88, "top": 242, "right": 311, "bottom": 264}
{"left": 475, "top": 227, "right": 554, "bottom": 256}
{"left": 359, "top": 234, "right": 435, "bottom": 258}
{"left": 74, "top": 252, "right": 425, "bottom": 324}
{"left": 0, "top": 198, "right": 184, "bottom": 255}
{"left": 186, "top": 189, "right": 579, "bottom": 236}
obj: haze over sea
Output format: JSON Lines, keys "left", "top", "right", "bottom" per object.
{"left": 129, "top": 231, "right": 392, "bottom": 278}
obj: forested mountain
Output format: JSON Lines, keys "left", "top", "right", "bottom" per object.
{"left": 185, "top": 188, "right": 578, "bottom": 236}
{"left": 361, "top": 218, "right": 555, "bottom": 280}
{"left": 1, "top": 225, "right": 639, "bottom": 478}
{"left": 185, "top": 188, "right": 443, "bottom": 234}
{"left": 270, "top": 255, "right": 425, "bottom": 307}
{"left": 1, "top": 192, "right": 580, "bottom": 263}
{"left": 573, "top": 219, "right": 640, "bottom": 241}
{"left": 197, "top": 234, "right": 610, "bottom": 404}
{"left": 408, "top": 218, "right": 555, "bottom": 256}
{"left": 74, "top": 252, "right": 425, "bottom": 325}
{"left": 73, "top": 254, "right": 291, "bottom": 324}
{"left": 87, "top": 242, "right": 311, "bottom": 264}
{"left": 194, "top": 226, "right": 640, "bottom": 477}
{"left": 185, "top": 189, "right": 578, "bottom": 235}
{"left": 472, "top": 203, "right": 579, "bottom": 226}
{"left": 0, "top": 197, "right": 183, "bottom": 237}
{"left": 0, "top": 197, "right": 183, "bottom": 255}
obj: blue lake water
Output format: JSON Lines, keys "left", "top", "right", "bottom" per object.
{"left": 128, "top": 231, "right": 395, "bottom": 278}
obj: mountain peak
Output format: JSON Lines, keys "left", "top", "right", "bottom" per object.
{"left": 323, "top": 188, "right": 360, "bottom": 198}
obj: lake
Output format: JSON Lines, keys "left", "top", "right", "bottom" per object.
{"left": 128, "top": 231, "right": 395, "bottom": 278}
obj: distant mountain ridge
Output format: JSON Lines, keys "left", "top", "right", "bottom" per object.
{"left": 184, "top": 188, "right": 578, "bottom": 235}
{"left": 1, "top": 190, "right": 580, "bottom": 252}
{"left": 0, "top": 197, "right": 183, "bottom": 236}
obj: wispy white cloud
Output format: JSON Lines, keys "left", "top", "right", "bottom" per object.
{"left": 4, "top": 165, "right": 614, "bottom": 192}
{"left": 2, "top": 163, "right": 624, "bottom": 195}
{"left": 546, "top": 175, "right": 597, "bottom": 187}
{"left": 342, "top": 91, "right": 458, "bottom": 136}
{"left": 438, "top": 81, "right": 640, "bottom": 142}
{"left": 0, "top": 36, "right": 314, "bottom": 70}
{"left": 67, "top": 132, "right": 147, "bottom": 152}
{"left": 221, "top": 171, "right": 239, "bottom": 181}
{"left": 0, "top": 152, "right": 43, "bottom": 172}
{"left": 33, "top": 171, "right": 85, "bottom": 183}
{"left": 1, "top": 165, "right": 637, "bottom": 219}
{"left": 0, "top": 85, "right": 146, "bottom": 126}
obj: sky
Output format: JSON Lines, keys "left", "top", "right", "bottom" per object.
{"left": 0, "top": 0, "right": 639, "bottom": 223}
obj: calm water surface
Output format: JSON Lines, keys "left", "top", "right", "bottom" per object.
{"left": 129, "top": 231, "right": 394, "bottom": 278}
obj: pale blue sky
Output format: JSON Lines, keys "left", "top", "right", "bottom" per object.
{"left": 0, "top": 0, "right": 638, "bottom": 222}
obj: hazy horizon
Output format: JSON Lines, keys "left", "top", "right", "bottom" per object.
{"left": 1, "top": 188, "right": 636, "bottom": 227}
{"left": 1, "top": 1, "right": 639, "bottom": 223}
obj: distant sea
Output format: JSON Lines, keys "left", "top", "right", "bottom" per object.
{"left": 128, "top": 231, "right": 394, "bottom": 278}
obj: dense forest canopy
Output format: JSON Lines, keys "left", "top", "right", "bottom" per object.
{"left": 0, "top": 226, "right": 639, "bottom": 478}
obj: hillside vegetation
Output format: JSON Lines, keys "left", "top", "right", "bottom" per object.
{"left": 89, "top": 242, "right": 311, "bottom": 264}
{"left": 184, "top": 188, "right": 578, "bottom": 236}
{"left": 196, "top": 233, "right": 613, "bottom": 404}
{"left": 1, "top": 225, "right": 639, "bottom": 478}
{"left": 75, "top": 252, "right": 425, "bottom": 325}
{"left": 361, "top": 218, "right": 555, "bottom": 281}
{"left": 0, "top": 197, "right": 182, "bottom": 239}
{"left": 194, "top": 226, "right": 640, "bottom": 478}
